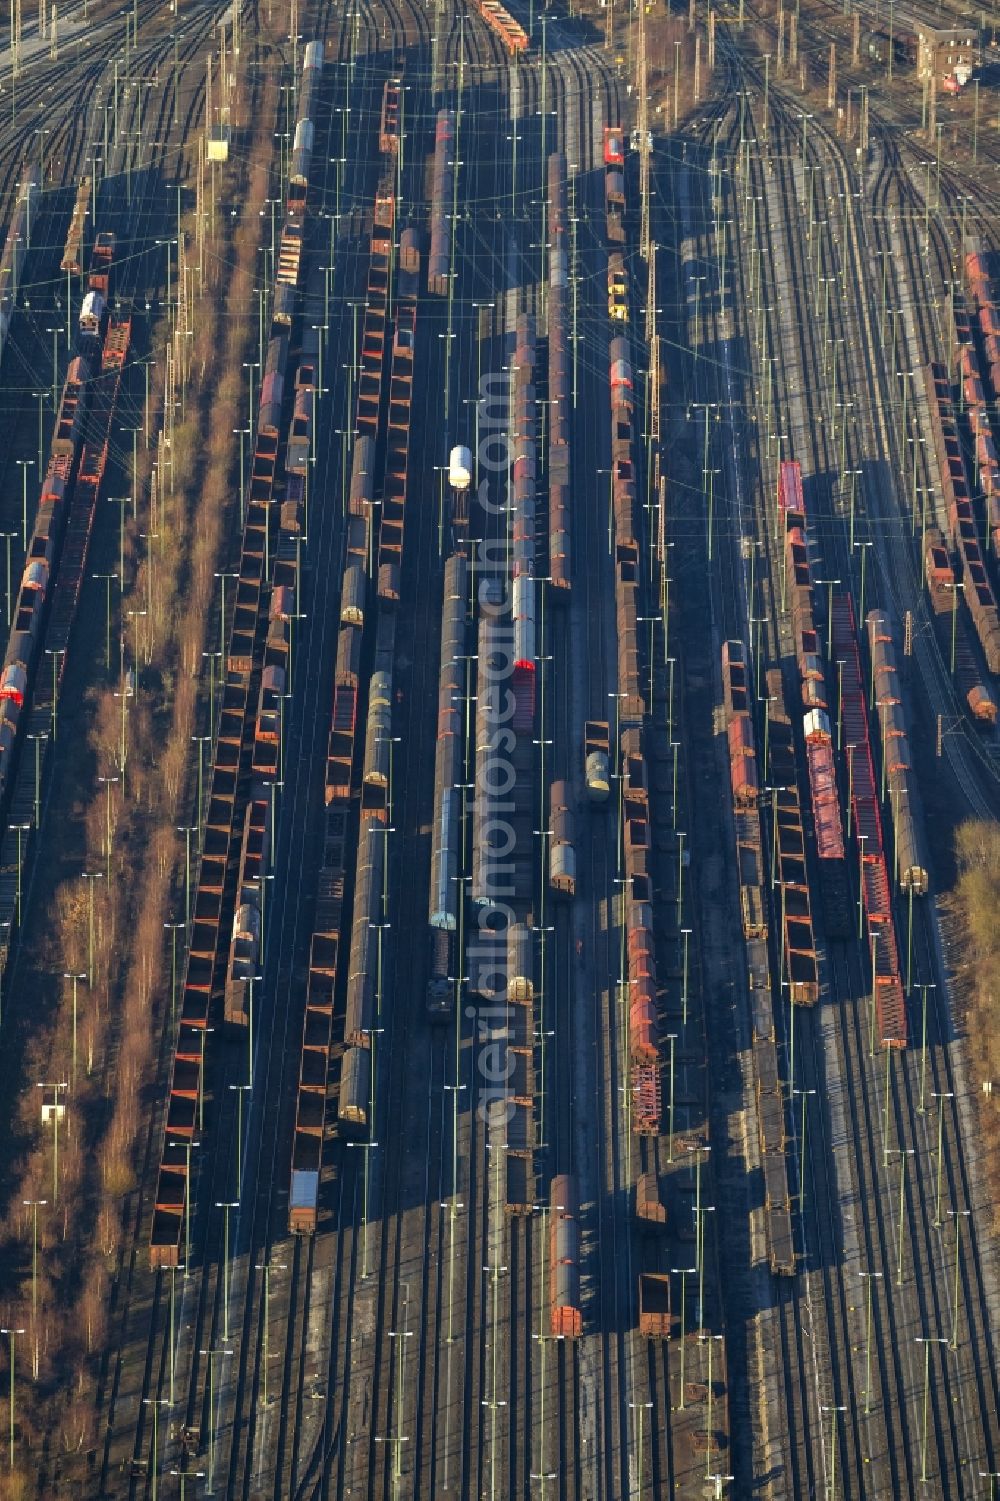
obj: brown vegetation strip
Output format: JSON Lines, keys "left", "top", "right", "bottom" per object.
{"left": 948, "top": 818, "right": 1000, "bottom": 1237}
{"left": 0, "top": 69, "right": 279, "bottom": 1492}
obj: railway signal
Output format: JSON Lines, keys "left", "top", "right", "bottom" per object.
{"left": 931, "top": 1091, "right": 955, "bottom": 1224}
{"left": 949, "top": 1209, "right": 971, "bottom": 1349}
{"left": 254, "top": 1259, "right": 287, "bottom": 1405}
{"left": 1, "top": 1327, "right": 25, "bottom": 1468}
{"left": 163, "top": 921, "right": 184, "bottom": 1023}
{"left": 215, "top": 1201, "right": 240, "bottom": 1342}
{"left": 168, "top": 1471, "right": 204, "bottom": 1500}
{"left": 36, "top": 1081, "right": 68, "bottom": 1203}
{"left": 22, "top": 1197, "right": 46, "bottom": 1378}
{"left": 792, "top": 1088, "right": 815, "bottom": 1210}
{"left": 887, "top": 1147, "right": 915, "bottom": 1285}
{"left": 819, "top": 1404, "right": 847, "bottom": 1501}
{"left": 199, "top": 1347, "right": 233, "bottom": 1494}
{"left": 915, "top": 1336, "right": 947, "bottom": 1483}
{"left": 627, "top": 1401, "right": 652, "bottom": 1497}
{"left": 666, "top": 1033, "right": 678, "bottom": 1160}
{"left": 859, "top": 1270, "right": 883, "bottom": 1414}
{"left": 670, "top": 1265, "right": 697, "bottom": 1409}
{"left": 141, "top": 1397, "right": 169, "bottom": 1500}
{"left": 62, "top": 970, "right": 86, "bottom": 1086}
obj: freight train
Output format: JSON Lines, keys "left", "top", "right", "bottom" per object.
{"left": 722, "top": 644, "right": 795, "bottom": 1275}
{"left": 155, "top": 193, "right": 315, "bottom": 1255}
{"left": 0, "top": 166, "right": 39, "bottom": 358}
{"left": 0, "top": 234, "right": 118, "bottom": 815}
{"left": 428, "top": 551, "right": 465, "bottom": 946}
{"left": 777, "top": 460, "right": 852, "bottom": 937}
{"left": 831, "top": 597, "right": 907, "bottom": 1049}
{"left": 293, "top": 92, "right": 413, "bottom": 1189}
{"left": 547, "top": 152, "right": 571, "bottom": 593}
{"left": 958, "top": 250, "right": 1000, "bottom": 614}
{"left": 602, "top": 212, "right": 663, "bottom": 1136}
{"left": 764, "top": 675, "right": 820, "bottom": 1007}
{"left": 923, "top": 361, "right": 1000, "bottom": 674}
{"left": 286, "top": 40, "right": 323, "bottom": 216}
{"left": 60, "top": 174, "right": 91, "bottom": 277}
{"left": 866, "top": 611, "right": 930, "bottom": 896}
{"left": 550, "top": 1174, "right": 583, "bottom": 1335}
{"left": 494, "top": 924, "right": 537, "bottom": 1218}
{"left": 510, "top": 313, "right": 537, "bottom": 732}
{"left": 604, "top": 128, "right": 630, "bottom": 323}
{"left": 150, "top": 37, "right": 345, "bottom": 1259}
{"left": 332, "top": 118, "right": 418, "bottom": 1133}
{"left": 923, "top": 525, "right": 997, "bottom": 723}
{"left": 428, "top": 110, "right": 455, "bottom": 297}
{"left": 469, "top": 0, "right": 528, "bottom": 52}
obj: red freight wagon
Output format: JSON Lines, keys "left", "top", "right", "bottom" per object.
{"left": 778, "top": 459, "right": 805, "bottom": 521}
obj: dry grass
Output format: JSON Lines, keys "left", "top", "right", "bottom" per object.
{"left": 946, "top": 819, "right": 1000, "bottom": 1234}
{"left": 0, "top": 52, "right": 280, "bottom": 1482}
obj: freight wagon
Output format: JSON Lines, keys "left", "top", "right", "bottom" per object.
{"left": 584, "top": 719, "right": 610, "bottom": 802}
{"left": 777, "top": 458, "right": 805, "bottom": 524}
{"left": 548, "top": 779, "right": 576, "bottom": 897}
{"left": 608, "top": 253, "right": 629, "bottom": 322}
{"left": 379, "top": 78, "right": 401, "bottom": 155}
{"left": 867, "top": 611, "right": 930, "bottom": 896}
{"left": 60, "top": 175, "right": 91, "bottom": 276}
{"left": 605, "top": 167, "right": 625, "bottom": 245}
{"left": 428, "top": 111, "right": 455, "bottom": 296}
{"left": 638, "top": 1272, "right": 671, "bottom": 1337}
{"left": 923, "top": 361, "right": 1000, "bottom": 671}
{"left": 635, "top": 1171, "right": 666, "bottom": 1228}
{"left": 549, "top": 1175, "right": 583, "bottom": 1336}
{"left": 156, "top": 35, "right": 330, "bottom": 1264}
{"left": 548, "top": 150, "right": 572, "bottom": 589}
{"left": 470, "top": 0, "right": 529, "bottom": 51}
{"left": 831, "top": 597, "right": 907, "bottom": 1048}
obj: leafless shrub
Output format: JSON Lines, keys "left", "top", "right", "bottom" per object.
{"left": 0, "top": 59, "right": 279, "bottom": 1482}
{"left": 944, "top": 819, "right": 1000, "bottom": 1232}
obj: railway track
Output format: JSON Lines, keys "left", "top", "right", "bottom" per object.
{"left": 676, "top": 81, "right": 851, "bottom": 1499}
{"left": 175, "top": 14, "right": 390, "bottom": 1498}
{"left": 0, "top": 0, "right": 229, "bottom": 602}
{"left": 706, "top": 30, "right": 1000, "bottom": 1493}
{"left": 537, "top": 42, "right": 607, "bottom": 1501}
{"left": 0, "top": 0, "right": 255, "bottom": 1491}
{"left": 6, "top": 0, "right": 997, "bottom": 1493}
{"left": 761, "top": 96, "right": 926, "bottom": 1499}
{"left": 805, "top": 72, "right": 1000, "bottom": 1496}
{"left": 866, "top": 123, "right": 1000, "bottom": 798}
{"left": 84, "top": 3, "right": 355, "bottom": 1494}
